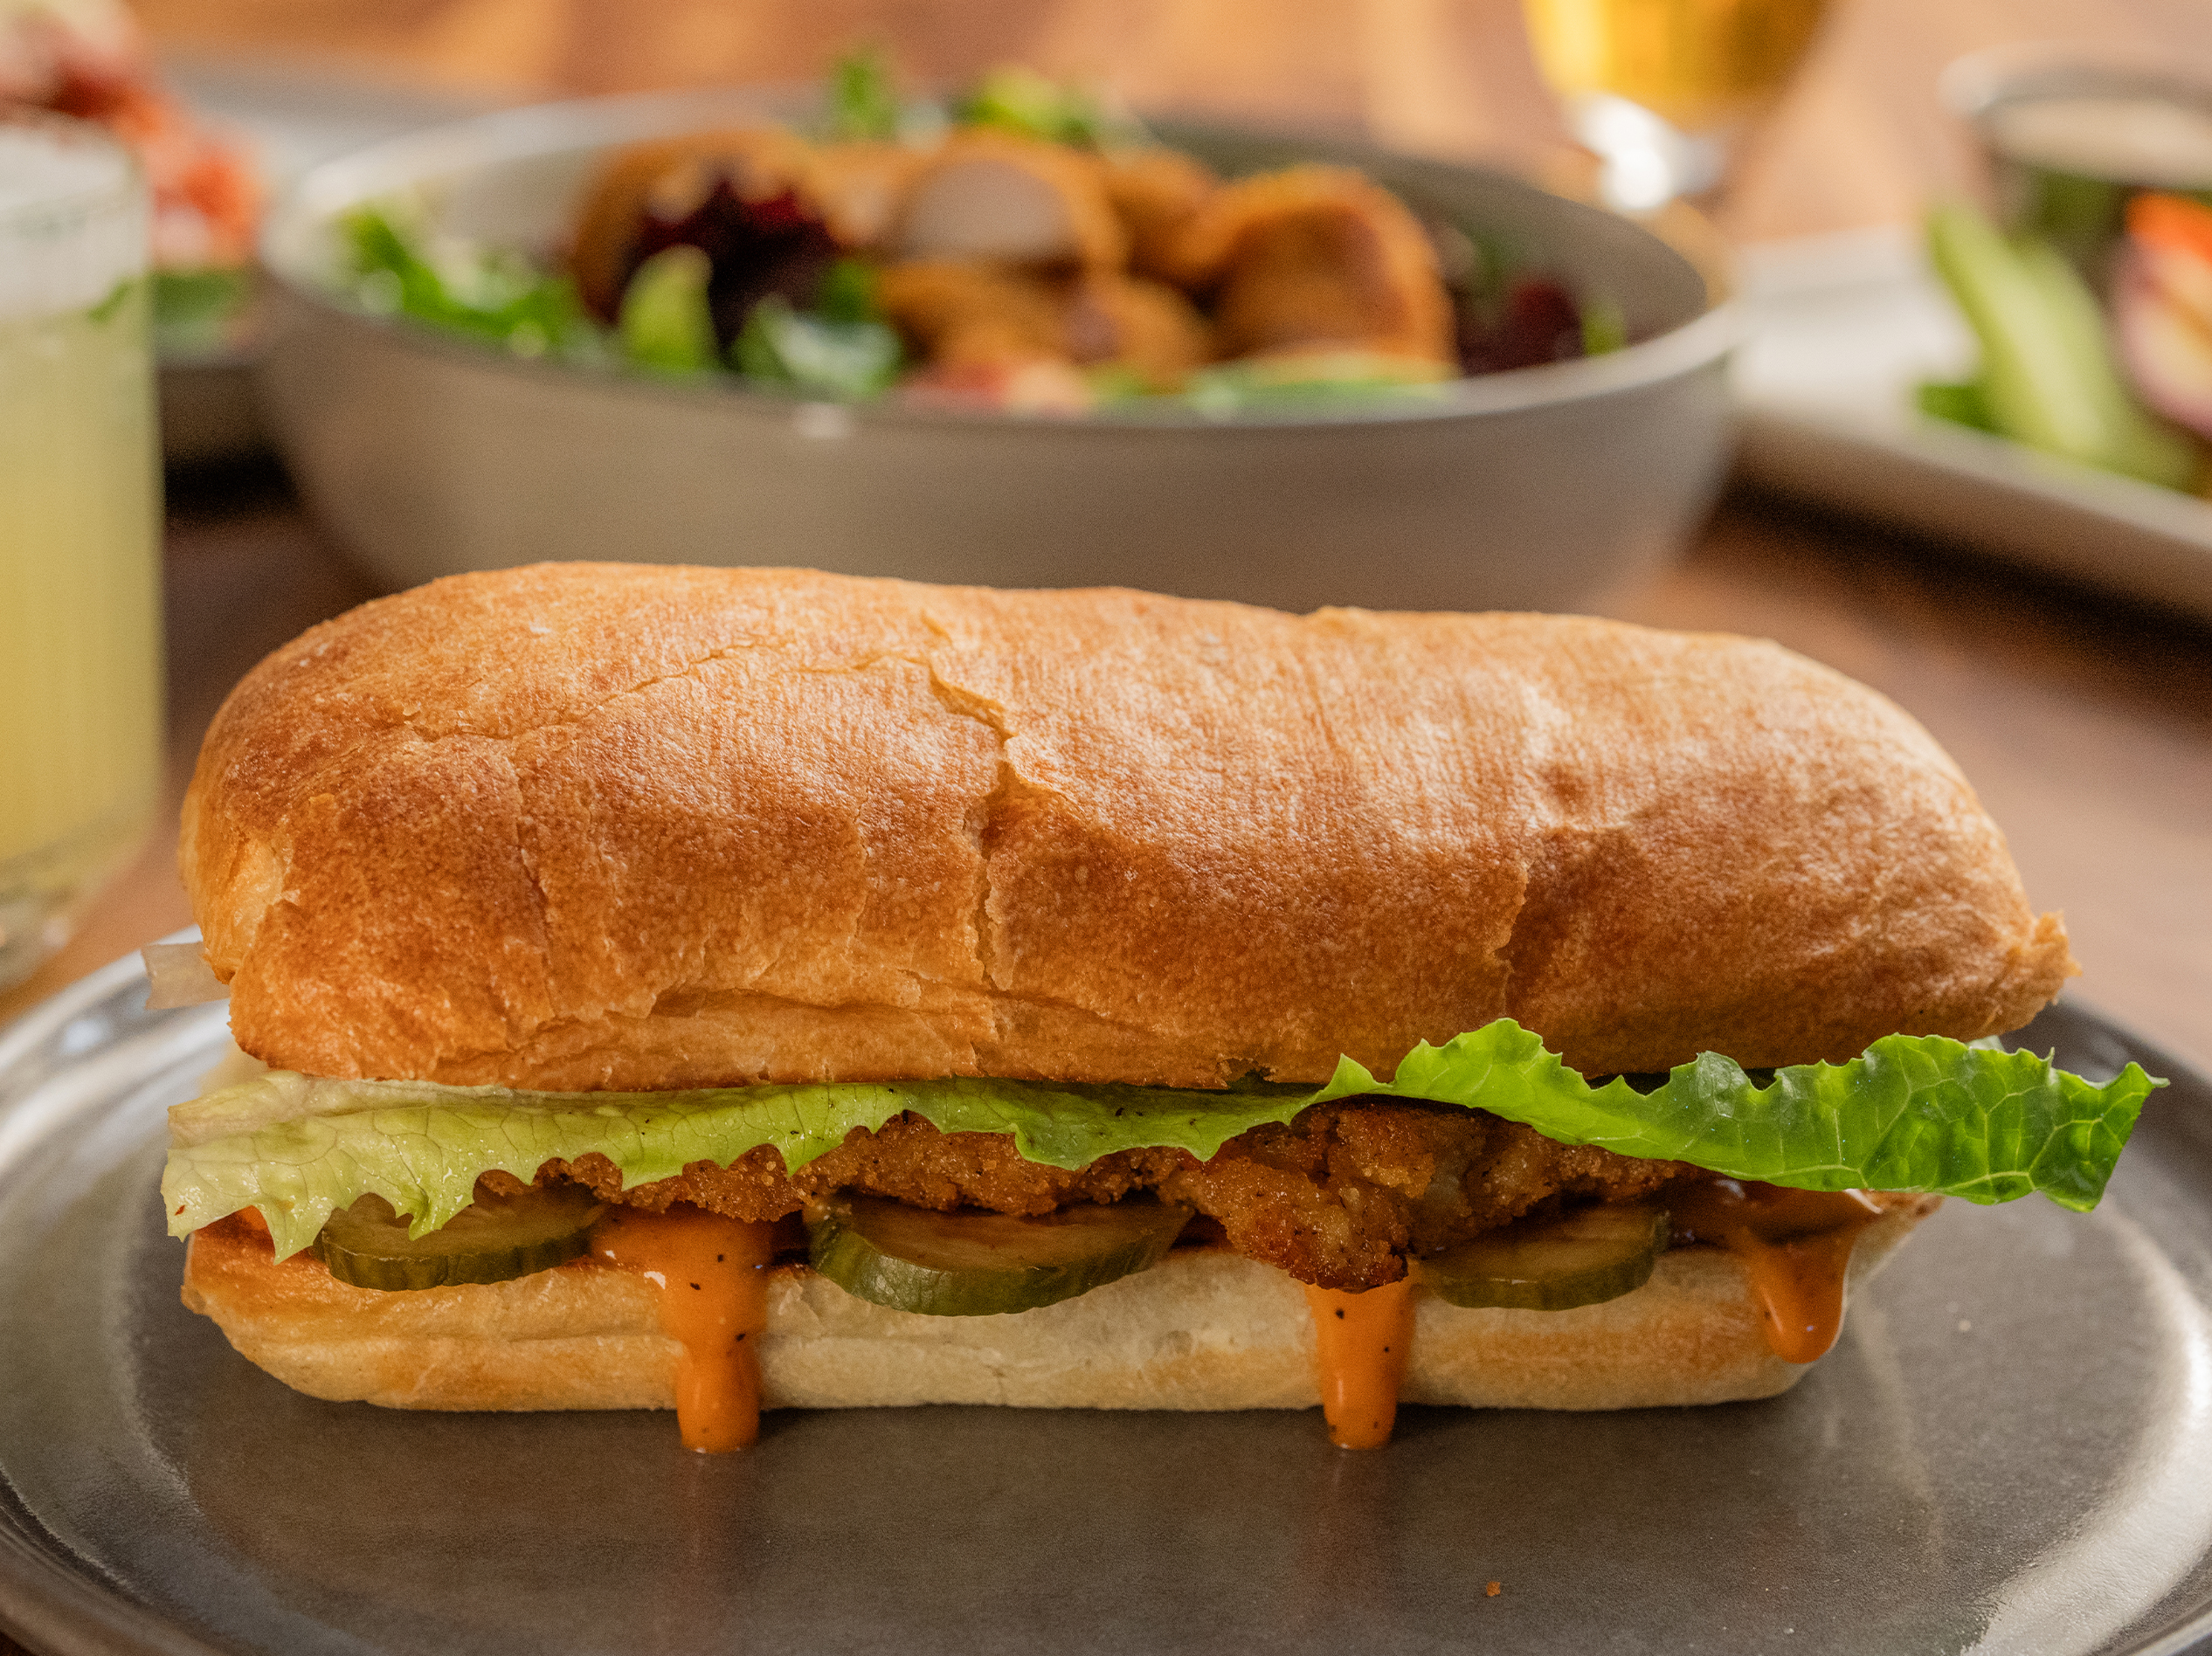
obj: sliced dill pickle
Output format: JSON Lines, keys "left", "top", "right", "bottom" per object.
{"left": 806, "top": 1197, "right": 1192, "bottom": 1317}
{"left": 1416, "top": 1201, "right": 1669, "bottom": 1312}
{"left": 316, "top": 1184, "right": 605, "bottom": 1292}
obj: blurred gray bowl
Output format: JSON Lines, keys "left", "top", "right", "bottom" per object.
{"left": 257, "top": 87, "right": 1738, "bottom": 610}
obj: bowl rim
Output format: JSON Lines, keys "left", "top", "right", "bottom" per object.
{"left": 259, "top": 83, "right": 1745, "bottom": 435}
{"left": 1941, "top": 39, "right": 2212, "bottom": 127}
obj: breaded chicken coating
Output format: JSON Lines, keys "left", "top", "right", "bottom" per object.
{"left": 492, "top": 1103, "right": 1697, "bottom": 1292}
{"left": 1168, "top": 164, "right": 1455, "bottom": 365}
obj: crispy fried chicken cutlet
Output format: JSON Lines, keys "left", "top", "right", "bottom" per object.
{"left": 490, "top": 1104, "right": 1696, "bottom": 1291}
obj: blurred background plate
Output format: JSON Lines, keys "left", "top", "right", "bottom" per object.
{"left": 154, "top": 58, "right": 491, "bottom": 463}
{"left": 3, "top": 950, "right": 2212, "bottom": 1656}
{"left": 1735, "top": 224, "right": 2212, "bottom": 624}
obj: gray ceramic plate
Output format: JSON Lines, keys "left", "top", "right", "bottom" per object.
{"left": 3, "top": 951, "right": 2212, "bottom": 1656}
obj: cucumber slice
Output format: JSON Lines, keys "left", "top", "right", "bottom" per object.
{"left": 316, "top": 1184, "right": 605, "bottom": 1292}
{"left": 806, "top": 1197, "right": 1192, "bottom": 1316}
{"left": 1416, "top": 1201, "right": 1668, "bottom": 1312}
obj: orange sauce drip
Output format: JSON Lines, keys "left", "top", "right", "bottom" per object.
{"left": 1668, "top": 1181, "right": 1883, "bottom": 1363}
{"left": 1303, "top": 1279, "right": 1414, "bottom": 1449}
{"left": 592, "top": 1206, "right": 778, "bottom": 1452}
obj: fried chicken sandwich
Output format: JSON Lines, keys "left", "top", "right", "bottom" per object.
{"left": 159, "top": 566, "right": 2156, "bottom": 1449}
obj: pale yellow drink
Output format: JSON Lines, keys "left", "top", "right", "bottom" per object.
{"left": 0, "top": 115, "right": 161, "bottom": 988}
{"left": 1523, "top": 0, "right": 1828, "bottom": 134}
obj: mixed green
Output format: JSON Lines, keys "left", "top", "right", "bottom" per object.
{"left": 166, "top": 1018, "right": 2159, "bottom": 1263}
{"left": 331, "top": 49, "right": 1623, "bottom": 417}
{"left": 151, "top": 267, "right": 259, "bottom": 356}
{"left": 343, "top": 207, "right": 602, "bottom": 364}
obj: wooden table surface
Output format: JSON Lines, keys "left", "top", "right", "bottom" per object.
{"left": 3, "top": 2, "right": 2212, "bottom": 1648}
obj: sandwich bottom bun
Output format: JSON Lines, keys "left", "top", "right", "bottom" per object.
{"left": 181, "top": 1196, "right": 1939, "bottom": 1415}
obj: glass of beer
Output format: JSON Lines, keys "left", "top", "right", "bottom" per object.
{"left": 1521, "top": 0, "right": 1831, "bottom": 210}
{"left": 0, "top": 111, "right": 162, "bottom": 990}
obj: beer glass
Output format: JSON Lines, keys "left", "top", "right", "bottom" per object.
{"left": 0, "top": 111, "right": 162, "bottom": 989}
{"left": 1521, "top": 0, "right": 1830, "bottom": 210}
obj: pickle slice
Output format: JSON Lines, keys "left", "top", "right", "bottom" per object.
{"left": 806, "top": 1196, "right": 1192, "bottom": 1317}
{"left": 1416, "top": 1201, "right": 1669, "bottom": 1312}
{"left": 316, "top": 1184, "right": 605, "bottom": 1292}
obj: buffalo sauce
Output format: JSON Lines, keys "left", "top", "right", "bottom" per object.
{"left": 591, "top": 1206, "right": 778, "bottom": 1452}
{"left": 1668, "top": 1181, "right": 1884, "bottom": 1363}
{"left": 1303, "top": 1279, "right": 1414, "bottom": 1449}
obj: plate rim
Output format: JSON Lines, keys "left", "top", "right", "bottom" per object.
{"left": 0, "top": 949, "right": 227, "bottom": 1656}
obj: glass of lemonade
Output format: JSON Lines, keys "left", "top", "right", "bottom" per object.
{"left": 0, "top": 111, "right": 162, "bottom": 990}
{"left": 1521, "top": 0, "right": 1831, "bottom": 210}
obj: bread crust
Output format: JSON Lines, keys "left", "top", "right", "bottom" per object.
{"left": 180, "top": 566, "right": 2072, "bottom": 1089}
{"left": 181, "top": 1198, "right": 1939, "bottom": 1415}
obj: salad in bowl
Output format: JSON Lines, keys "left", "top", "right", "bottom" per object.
{"left": 333, "top": 51, "right": 1630, "bottom": 419}
{"left": 252, "top": 53, "right": 1733, "bottom": 610}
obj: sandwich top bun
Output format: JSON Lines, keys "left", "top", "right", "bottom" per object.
{"left": 180, "top": 565, "right": 2073, "bottom": 1091}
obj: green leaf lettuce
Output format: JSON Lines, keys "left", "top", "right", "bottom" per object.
{"left": 164, "top": 1020, "right": 2160, "bottom": 1260}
